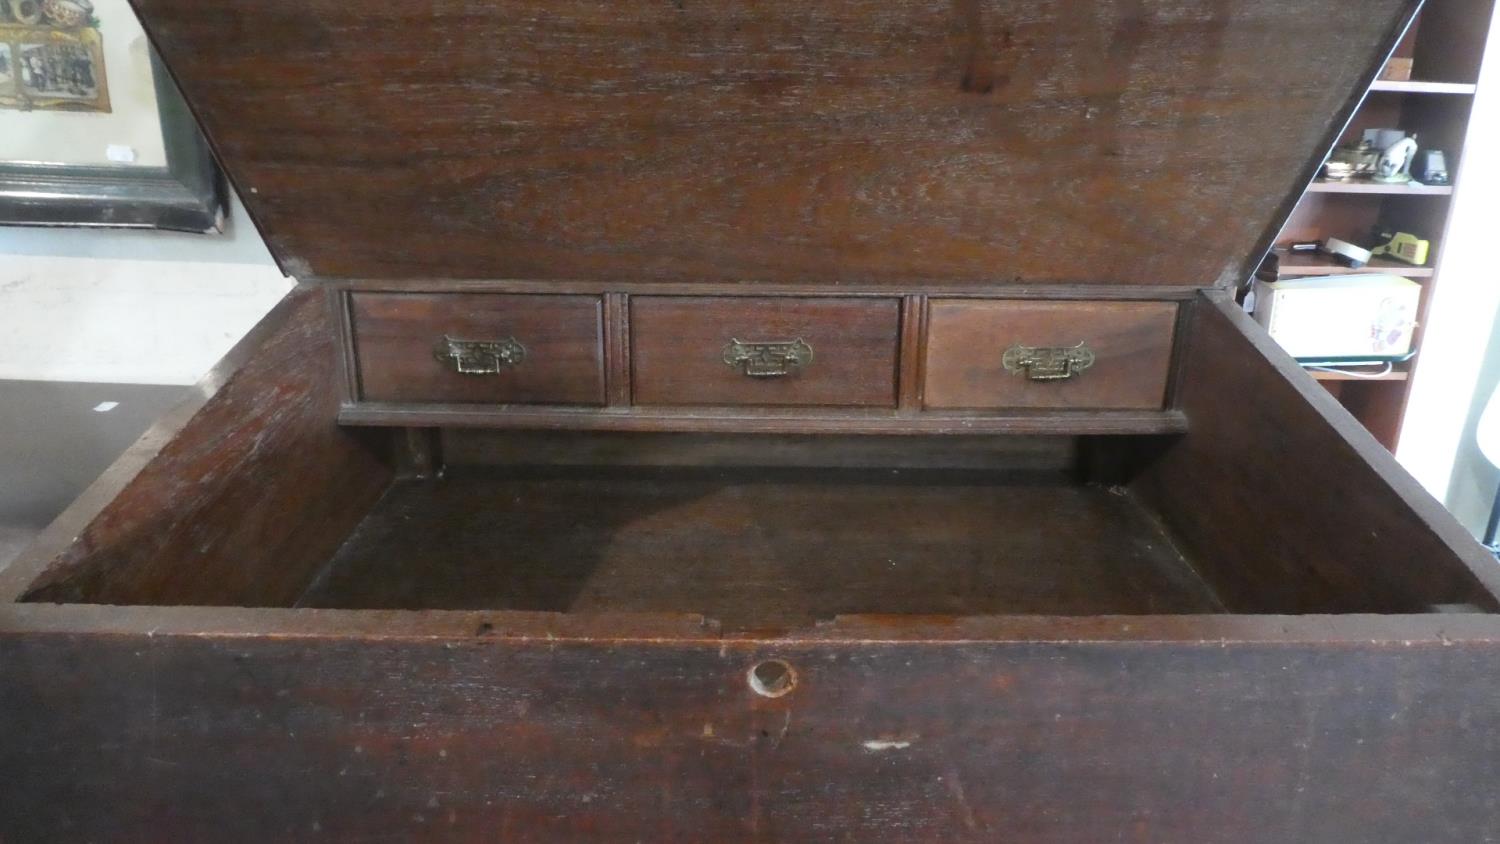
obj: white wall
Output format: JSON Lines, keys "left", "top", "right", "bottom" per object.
{"left": 1438, "top": 323, "right": 1500, "bottom": 535}
{"left": 1396, "top": 6, "right": 1500, "bottom": 534}
{"left": 0, "top": 193, "right": 291, "bottom": 385}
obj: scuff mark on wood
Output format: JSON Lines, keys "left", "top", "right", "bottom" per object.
{"left": 861, "top": 737, "right": 915, "bottom": 751}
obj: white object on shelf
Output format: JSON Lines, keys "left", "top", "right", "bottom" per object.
{"left": 1252, "top": 274, "right": 1421, "bottom": 359}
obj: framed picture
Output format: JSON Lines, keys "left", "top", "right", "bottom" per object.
{"left": 0, "top": 0, "right": 224, "bottom": 232}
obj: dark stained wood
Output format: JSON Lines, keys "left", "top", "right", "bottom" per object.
{"left": 9, "top": 601, "right": 1500, "bottom": 642}
{"left": 605, "top": 292, "right": 632, "bottom": 407}
{"left": 439, "top": 430, "right": 1079, "bottom": 472}
{"left": 351, "top": 292, "right": 606, "bottom": 405}
{"left": 897, "top": 294, "right": 927, "bottom": 412}
{"left": 394, "top": 427, "right": 442, "bottom": 480}
{"left": 1133, "top": 292, "right": 1500, "bottom": 613}
{"left": 11, "top": 1, "right": 1500, "bottom": 837}
{"left": 631, "top": 297, "right": 900, "bottom": 408}
{"left": 331, "top": 285, "right": 360, "bottom": 401}
{"left": 6, "top": 616, "right": 1500, "bottom": 841}
{"left": 331, "top": 278, "right": 1205, "bottom": 301}
{"left": 923, "top": 300, "right": 1178, "bottom": 410}
{"left": 339, "top": 402, "right": 1192, "bottom": 435}
{"left": 3, "top": 287, "right": 393, "bottom": 607}
{"left": 296, "top": 466, "right": 1222, "bottom": 624}
{"left": 131, "top": 0, "right": 1416, "bottom": 286}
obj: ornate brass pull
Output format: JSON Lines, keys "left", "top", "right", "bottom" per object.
{"left": 1002, "top": 342, "right": 1095, "bottom": 382}
{"left": 433, "top": 335, "right": 526, "bottom": 375}
{"left": 722, "top": 338, "right": 814, "bottom": 378}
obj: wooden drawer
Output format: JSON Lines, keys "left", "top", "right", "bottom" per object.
{"left": 350, "top": 293, "right": 605, "bottom": 405}
{"left": 923, "top": 300, "right": 1178, "bottom": 410}
{"left": 631, "top": 297, "right": 900, "bottom": 408}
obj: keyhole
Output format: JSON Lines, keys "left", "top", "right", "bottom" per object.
{"left": 748, "top": 659, "right": 797, "bottom": 698}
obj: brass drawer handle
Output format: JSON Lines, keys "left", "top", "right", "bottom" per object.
{"left": 1002, "top": 342, "right": 1095, "bottom": 381}
{"left": 722, "top": 338, "right": 814, "bottom": 378}
{"left": 434, "top": 335, "right": 526, "bottom": 375}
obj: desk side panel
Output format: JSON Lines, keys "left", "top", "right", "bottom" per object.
{"left": 3, "top": 288, "right": 392, "bottom": 606}
{"left": 1132, "top": 294, "right": 1500, "bottom": 613}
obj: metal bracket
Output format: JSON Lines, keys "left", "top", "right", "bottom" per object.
{"left": 722, "top": 338, "right": 814, "bottom": 378}
{"left": 1002, "top": 342, "right": 1095, "bottom": 381}
{"left": 434, "top": 335, "right": 526, "bottom": 375}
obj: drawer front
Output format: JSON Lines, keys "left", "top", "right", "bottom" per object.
{"left": 632, "top": 297, "right": 901, "bottom": 408}
{"left": 351, "top": 293, "right": 605, "bottom": 405}
{"left": 924, "top": 300, "right": 1177, "bottom": 410}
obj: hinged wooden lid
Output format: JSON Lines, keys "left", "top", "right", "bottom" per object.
{"left": 133, "top": 0, "right": 1416, "bottom": 288}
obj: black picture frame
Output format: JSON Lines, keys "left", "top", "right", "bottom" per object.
{"left": 0, "top": 50, "right": 224, "bottom": 233}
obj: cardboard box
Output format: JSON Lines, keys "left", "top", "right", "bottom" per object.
{"left": 1381, "top": 57, "right": 1415, "bottom": 81}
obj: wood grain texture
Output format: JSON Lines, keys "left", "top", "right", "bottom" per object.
{"left": 340, "top": 403, "right": 1192, "bottom": 435}
{"left": 605, "top": 292, "right": 632, "bottom": 406}
{"left": 5, "top": 625, "right": 1500, "bottom": 842}
{"left": 329, "top": 278, "right": 1206, "bottom": 301}
{"left": 351, "top": 292, "right": 606, "bottom": 405}
{"left": 924, "top": 300, "right": 1178, "bottom": 410}
{"left": 7, "top": 288, "right": 393, "bottom": 607}
{"left": 1133, "top": 293, "right": 1500, "bottom": 613}
{"left": 297, "top": 467, "right": 1223, "bottom": 624}
{"left": 631, "top": 297, "right": 900, "bottom": 408}
{"left": 438, "top": 430, "right": 1079, "bottom": 472}
{"left": 129, "top": 0, "right": 1417, "bottom": 286}
{"left": 898, "top": 294, "right": 927, "bottom": 412}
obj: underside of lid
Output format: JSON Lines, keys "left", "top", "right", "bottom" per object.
{"left": 130, "top": 0, "right": 1417, "bottom": 287}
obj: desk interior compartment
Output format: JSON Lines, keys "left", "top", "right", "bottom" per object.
{"left": 8, "top": 290, "right": 1497, "bottom": 628}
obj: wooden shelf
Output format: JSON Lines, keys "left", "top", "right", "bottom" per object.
{"left": 1275, "top": 254, "right": 1435, "bottom": 278}
{"left": 1307, "top": 366, "right": 1411, "bottom": 382}
{"left": 1369, "top": 80, "right": 1479, "bottom": 94}
{"left": 1307, "top": 180, "right": 1453, "bottom": 195}
{"left": 1282, "top": 1, "right": 1497, "bottom": 452}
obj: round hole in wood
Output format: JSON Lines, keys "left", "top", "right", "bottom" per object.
{"left": 748, "top": 659, "right": 797, "bottom": 698}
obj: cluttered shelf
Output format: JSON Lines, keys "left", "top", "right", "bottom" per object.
{"left": 1265, "top": 7, "right": 1490, "bottom": 453}
{"left": 1276, "top": 254, "right": 1434, "bottom": 278}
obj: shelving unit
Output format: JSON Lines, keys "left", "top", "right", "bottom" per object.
{"left": 1269, "top": 0, "right": 1496, "bottom": 451}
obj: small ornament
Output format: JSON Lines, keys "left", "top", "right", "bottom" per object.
{"left": 40, "top": 0, "right": 93, "bottom": 28}
{"left": 8, "top": 0, "right": 43, "bottom": 25}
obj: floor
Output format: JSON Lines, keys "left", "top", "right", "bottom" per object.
{"left": 0, "top": 380, "right": 187, "bottom": 571}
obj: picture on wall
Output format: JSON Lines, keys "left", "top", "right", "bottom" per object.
{"left": 0, "top": 0, "right": 109, "bottom": 112}
{"left": 0, "top": 0, "right": 226, "bottom": 231}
